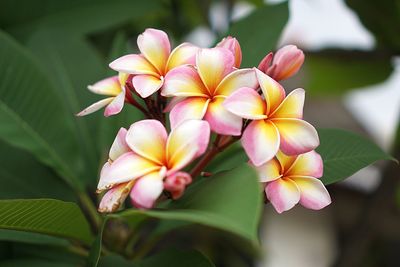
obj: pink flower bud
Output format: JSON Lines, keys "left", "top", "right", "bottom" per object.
{"left": 163, "top": 172, "right": 192, "bottom": 200}
{"left": 258, "top": 45, "right": 304, "bottom": 81}
{"left": 216, "top": 36, "right": 242, "bottom": 68}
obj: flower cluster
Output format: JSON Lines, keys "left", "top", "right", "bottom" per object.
{"left": 78, "top": 28, "right": 331, "bottom": 213}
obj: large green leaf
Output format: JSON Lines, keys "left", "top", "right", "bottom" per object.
{"left": 228, "top": 2, "right": 289, "bottom": 67}
{"left": 317, "top": 129, "right": 395, "bottom": 185}
{"left": 0, "top": 259, "right": 74, "bottom": 267}
{"left": 138, "top": 248, "right": 215, "bottom": 267}
{"left": 119, "top": 164, "right": 262, "bottom": 246}
{"left": 0, "top": 30, "right": 83, "bottom": 189}
{"left": 5, "top": 0, "right": 162, "bottom": 41}
{"left": 0, "top": 141, "right": 75, "bottom": 201}
{"left": 303, "top": 50, "right": 393, "bottom": 95}
{"left": 0, "top": 229, "right": 69, "bottom": 247}
{"left": 0, "top": 199, "right": 93, "bottom": 244}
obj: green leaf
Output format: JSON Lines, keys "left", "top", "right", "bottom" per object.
{"left": 87, "top": 217, "right": 109, "bottom": 267}
{"left": 228, "top": 2, "right": 289, "bottom": 67}
{"left": 0, "top": 259, "right": 74, "bottom": 267}
{"left": 119, "top": 164, "right": 262, "bottom": 246}
{"left": 303, "top": 50, "right": 393, "bottom": 95}
{"left": 0, "top": 141, "right": 75, "bottom": 201}
{"left": 0, "top": 199, "right": 93, "bottom": 245}
{"left": 207, "top": 143, "right": 247, "bottom": 173}
{"left": 138, "top": 248, "right": 215, "bottom": 267}
{"left": 0, "top": 229, "right": 69, "bottom": 247}
{"left": 0, "top": 30, "right": 83, "bottom": 190}
{"left": 317, "top": 128, "right": 395, "bottom": 185}
{"left": 5, "top": 0, "right": 162, "bottom": 41}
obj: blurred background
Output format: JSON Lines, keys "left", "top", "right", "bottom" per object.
{"left": 0, "top": 0, "right": 399, "bottom": 266}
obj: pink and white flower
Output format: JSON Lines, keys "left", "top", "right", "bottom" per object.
{"left": 254, "top": 150, "right": 331, "bottom": 213}
{"left": 77, "top": 73, "right": 128, "bottom": 117}
{"left": 109, "top": 28, "right": 199, "bottom": 98}
{"left": 258, "top": 45, "right": 304, "bottom": 81}
{"left": 224, "top": 69, "right": 319, "bottom": 166}
{"left": 162, "top": 47, "right": 257, "bottom": 135}
{"left": 216, "top": 36, "right": 242, "bottom": 68}
{"left": 97, "top": 119, "right": 210, "bottom": 212}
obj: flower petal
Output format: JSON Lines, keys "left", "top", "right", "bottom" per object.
{"left": 214, "top": 68, "right": 258, "bottom": 96}
{"left": 166, "top": 42, "right": 199, "bottom": 71}
{"left": 286, "top": 150, "right": 323, "bottom": 178}
{"left": 132, "top": 74, "right": 163, "bottom": 98}
{"left": 169, "top": 97, "right": 210, "bottom": 129}
{"left": 216, "top": 36, "right": 242, "bottom": 68}
{"left": 164, "top": 96, "right": 185, "bottom": 112}
{"left": 265, "top": 178, "right": 300, "bottom": 213}
{"left": 196, "top": 47, "right": 234, "bottom": 94}
{"left": 276, "top": 151, "right": 297, "bottom": 174}
{"left": 162, "top": 65, "right": 209, "bottom": 97}
{"left": 167, "top": 120, "right": 210, "bottom": 173}
{"left": 223, "top": 87, "right": 267, "bottom": 120}
{"left": 273, "top": 118, "right": 319, "bottom": 155}
{"left": 125, "top": 120, "right": 167, "bottom": 165}
{"left": 130, "top": 171, "right": 164, "bottom": 209}
{"left": 257, "top": 52, "right": 273, "bottom": 73}
{"left": 271, "top": 88, "right": 305, "bottom": 119}
{"left": 98, "top": 181, "right": 135, "bottom": 213}
{"left": 88, "top": 76, "right": 121, "bottom": 96}
{"left": 272, "top": 45, "right": 304, "bottom": 81}
{"left": 137, "top": 28, "right": 171, "bottom": 74}
{"left": 97, "top": 152, "right": 160, "bottom": 190}
{"left": 255, "top": 69, "right": 285, "bottom": 114}
{"left": 204, "top": 97, "right": 242, "bottom": 136}
{"left": 291, "top": 176, "right": 331, "bottom": 210}
{"left": 109, "top": 128, "right": 130, "bottom": 161}
{"left": 253, "top": 158, "right": 282, "bottom": 182}
{"left": 109, "top": 54, "right": 158, "bottom": 76}
{"left": 76, "top": 97, "right": 114, "bottom": 117}
{"left": 104, "top": 90, "right": 125, "bottom": 117}
{"left": 242, "top": 120, "right": 280, "bottom": 166}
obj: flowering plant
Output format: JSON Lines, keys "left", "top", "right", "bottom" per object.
{"left": 0, "top": 3, "right": 394, "bottom": 265}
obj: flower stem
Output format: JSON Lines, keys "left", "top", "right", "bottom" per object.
{"left": 77, "top": 192, "right": 102, "bottom": 234}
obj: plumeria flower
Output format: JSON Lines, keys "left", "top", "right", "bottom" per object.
{"left": 162, "top": 47, "right": 257, "bottom": 135}
{"left": 253, "top": 150, "right": 331, "bottom": 213}
{"left": 216, "top": 36, "right": 242, "bottom": 68}
{"left": 258, "top": 45, "right": 304, "bottom": 81}
{"left": 77, "top": 73, "right": 128, "bottom": 117}
{"left": 97, "top": 119, "right": 210, "bottom": 212}
{"left": 224, "top": 69, "right": 319, "bottom": 166}
{"left": 109, "top": 28, "right": 199, "bottom": 98}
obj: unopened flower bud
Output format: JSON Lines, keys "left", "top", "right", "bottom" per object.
{"left": 217, "top": 36, "right": 242, "bottom": 68}
{"left": 163, "top": 172, "right": 192, "bottom": 200}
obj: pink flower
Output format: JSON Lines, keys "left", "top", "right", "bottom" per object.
{"left": 253, "top": 150, "right": 331, "bottom": 213}
{"left": 162, "top": 47, "right": 258, "bottom": 135}
{"left": 109, "top": 28, "right": 199, "bottom": 98}
{"left": 258, "top": 45, "right": 304, "bottom": 81}
{"left": 224, "top": 69, "right": 319, "bottom": 166}
{"left": 77, "top": 73, "right": 128, "bottom": 117}
{"left": 97, "top": 119, "right": 210, "bottom": 212}
{"left": 216, "top": 36, "right": 242, "bottom": 68}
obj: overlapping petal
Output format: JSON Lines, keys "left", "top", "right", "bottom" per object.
{"left": 196, "top": 48, "right": 234, "bottom": 93}
{"left": 214, "top": 68, "right": 258, "bottom": 96}
{"left": 137, "top": 28, "right": 171, "bottom": 74}
{"left": 254, "top": 158, "right": 282, "bottom": 182}
{"left": 126, "top": 120, "right": 167, "bottom": 165}
{"left": 162, "top": 65, "right": 208, "bottom": 97}
{"left": 166, "top": 43, "right": 199, "bottom": 71}
{"left": 109, "top": 128, "right": 130, "bottom": 161}
{"left": 242, "top": 120, "right": 280, "bottom": 166}
{"left": 76, "top": 97, "right": 114, "bottom": 117}
{"left": 167, "top": 120, "right": 210, "bottom": 173}
{"left": 104, "top": 90, "right": 125, "bottom": 117}
{"left": 216, "top": 36, "right": 242, "bottom": 68}
{"left": 204, "top": 97, "right": 242, "bottom": 136}
{"left": 291, "top": 176, "right": 331, "bottom": 210}
{"left": 98, "top": 181, "right": 135, "bottom": 213}
{"left": 255, "top": 69, "right": 285, "bottom": 114}
{"left": 132, "top": 74, "right": 163, "bottom": 98}
{"left": 272, "top": 118, "right": 319, "bottom": 155}
{"left": 285, "top": 150, "right": 323, "bottom": 178}
{"left": 109, "top": 54, "right": 158, "bottom": 76}
{"left": 223, "top": 87, "right": 267, "bottom": 120}
{"left": 169, "top": 97, "right": 210, "bottom": 129}
{"left": 271, "top": 88, "right": 305, "bottom": 119}
{"left": 87, "top": 76, "right": 121, "bottom": 96}
{"left": 97, "top": 152, "right": 160, "bottom": 190}
{"left": 130, "top": 171, "right": 164, "bottom": 209}
{"left": 265, "top": 178, "right": 300, "bottom": 213}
